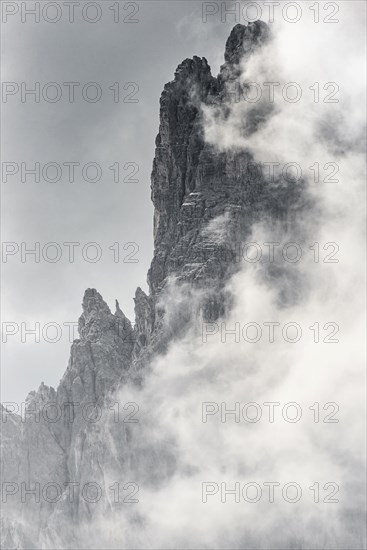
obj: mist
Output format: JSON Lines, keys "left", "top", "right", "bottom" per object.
{"left": 67, "top": 6, "right": 366, "bottom": 549}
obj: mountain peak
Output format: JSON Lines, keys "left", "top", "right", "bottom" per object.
{"left": 81, "top": 287, "right": 111, "bottom": 319}
{"left": 224, "top": 21, "right": 270, "bottom": 64}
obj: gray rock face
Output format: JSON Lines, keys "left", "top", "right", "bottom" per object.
{"left": 220, "top": 21, "right": 270, "bottom": 79}
{"left": 147, "top": 19, "right": 308, "bottom": 323}
{"left": 1, "top": 290, "right": 138, "bottom": 548}
{"left": 1, "top": 21, "right": 311, "bottom": 549}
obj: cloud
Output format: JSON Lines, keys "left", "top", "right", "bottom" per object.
{"left": 83, "top": 6, "right": 365, "bottom": 548}
{"left": 4, "top": 3, "right": 365, "bottom": 548}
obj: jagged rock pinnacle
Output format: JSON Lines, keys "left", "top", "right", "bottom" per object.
{"left": 220, "top": 21, "right": 271, "bottom": 81}
{"left": 149, "top": 21, "right": 278, "bottom": 307}
{"left": 224, "top": 21, "right": 270, "bottom": 65}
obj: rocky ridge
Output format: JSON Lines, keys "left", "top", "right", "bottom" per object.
{"left": 1, "top": 21, "right": 310, "bottom": 548}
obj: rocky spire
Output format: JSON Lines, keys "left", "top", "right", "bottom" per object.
{"left": 147, "top": 20, "right": 297, "bottom": 319}
{"left": 220, "top": 20, "right": 270, "bottom": 80}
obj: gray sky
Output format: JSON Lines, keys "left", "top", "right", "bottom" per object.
{"left": 1, "top": 1, "right": 239, "bottom": 404}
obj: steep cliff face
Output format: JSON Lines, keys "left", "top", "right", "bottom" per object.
{"left": 1, "top": 21, "right": 309, "bottom": 549}
{"left": 147, "top": 21, "right": 306, "bottom": 323}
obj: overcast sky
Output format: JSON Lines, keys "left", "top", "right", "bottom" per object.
{"left": 1, "top": 0, "right": 365, "bottom": 405}
{"left": 1, "top": 0, "right": 235, "bottom": 404}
